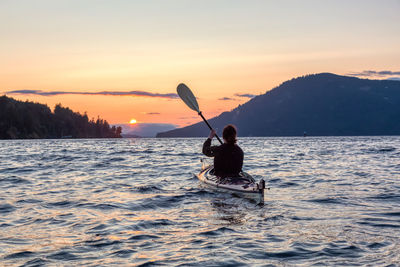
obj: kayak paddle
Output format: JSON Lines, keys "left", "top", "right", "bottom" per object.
{"left": 177, "top": 83, "right": 223, "bottom": 144}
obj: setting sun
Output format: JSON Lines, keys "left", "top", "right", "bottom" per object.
{"left": 129, "top": 119, "right": 137, "bottom": 124}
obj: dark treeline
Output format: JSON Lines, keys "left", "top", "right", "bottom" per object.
{"left": 0, "top": 95, "right": 122, "bottom": 139}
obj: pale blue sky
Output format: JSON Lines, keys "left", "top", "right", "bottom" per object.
{"left": 2, "top": 1, "right": 399, "bottom": 47}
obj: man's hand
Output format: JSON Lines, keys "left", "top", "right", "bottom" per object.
{"left": 208, "top": 129, "right": 216, "bottom": 139}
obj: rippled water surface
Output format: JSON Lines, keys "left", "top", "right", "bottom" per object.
{"left": 1, "top": 137, "right": 400, "bottom": 266}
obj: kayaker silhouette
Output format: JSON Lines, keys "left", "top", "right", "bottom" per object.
{"left": 176, "top": 83, "right": 265, "bottom": 203}
{"left": 202, "top": 124, "right": 244, "bottom": 178}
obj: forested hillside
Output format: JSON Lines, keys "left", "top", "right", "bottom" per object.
{"left": 0, "top": 95, "right": 121, "bottom": 139}
{"left": 157, "top": 73, "right": 400, "bottom": 137}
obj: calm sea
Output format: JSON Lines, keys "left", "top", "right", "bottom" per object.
{"left": 0, "top": 137, "right": 399, "bottom": 266}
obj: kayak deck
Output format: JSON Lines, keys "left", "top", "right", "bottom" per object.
{"left": 197, "top": 164, "right": 265, "bottom": 203}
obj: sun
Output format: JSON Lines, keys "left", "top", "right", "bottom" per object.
{"left": 129, "top": 119, "right": 137, "bottom": 124}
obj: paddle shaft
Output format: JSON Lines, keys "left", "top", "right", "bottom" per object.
{"left": 198, "top": 112, "right": 223, "bottom": 144}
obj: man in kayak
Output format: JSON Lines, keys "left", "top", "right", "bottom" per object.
{"left": 202, "top": 124, "right": 244, "bottom": 178}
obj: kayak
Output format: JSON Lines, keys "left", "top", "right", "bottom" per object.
{"left": 197, "top": 161, "right": 265, "bottom": 203}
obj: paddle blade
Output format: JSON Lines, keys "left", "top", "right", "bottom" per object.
{"left": 177, "top": 83, "right": 200, "bottom": 112}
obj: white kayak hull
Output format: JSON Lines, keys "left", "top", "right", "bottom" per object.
{"left": 197, "top": 165, "right": 265, "bottom": 203}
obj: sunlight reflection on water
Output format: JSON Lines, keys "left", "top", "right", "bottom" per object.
{"left": 0, "top": 137, "right": 399, "bottom": 266}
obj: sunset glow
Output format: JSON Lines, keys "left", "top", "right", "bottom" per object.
{"left": 129, "top": 119, "right": 137, "bottom": 124}
{"left": 1, "top": 1, "right": 399, "bottom": 127}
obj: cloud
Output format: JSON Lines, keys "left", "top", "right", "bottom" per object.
{"left": 234, "top": 93, "right": 256, "bottom": 98}
{"left": 143, "top": 112, "right": 161, "bottom": 115}
{"left": 6, "top": 89, "right": 179, "bottom": 99}
{"left": 347, "top": 70, "right": 400, "bottom": 78}
{"left": 218, "top": 93, "right": 256, "bottom": 101}
{"left": 218, "top": 97, "right": 236, "bottom": 101}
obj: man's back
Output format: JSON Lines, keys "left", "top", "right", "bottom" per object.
{"left": 202, "top": 139, "right": 244, "bottom": 177}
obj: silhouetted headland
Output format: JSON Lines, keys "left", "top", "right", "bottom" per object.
{"left": 0, "top": 95, "right": 122, "bottom": 139}
{"left": 157, "top": 73, "right": 400, "bottom": 137}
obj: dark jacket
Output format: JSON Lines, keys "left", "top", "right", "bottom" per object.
{"left": 202, "top": 138, "right": 244, "bottom": 177}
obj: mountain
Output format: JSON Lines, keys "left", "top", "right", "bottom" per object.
{"left": 0, "top": 95, "right": 122, "bottom": 139}
{"left": 157, "top": 73, "right": 400, "bottom": 137}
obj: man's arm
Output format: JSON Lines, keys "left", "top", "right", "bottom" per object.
{"left": 202, "top": 130, "right": 217, "bottom": 157}
{"left": 202, "top": 138, "right": 214, "bottom": 157}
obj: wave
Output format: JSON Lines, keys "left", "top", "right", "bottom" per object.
{"left": 363, "top": 147, "right": 396, "bottom": 153}
{"left": 47, "top": 251, "right": 78, "bottom": 260}
{"left": 85, "top": 239, "right": 122, "bottom": 248}
{"left": 131, "top": 219, "right": 174, "bottom": 230}
{"left": 128, "top": 234, "right": 161, "bottom": 242}
{"left": 0, "top": 204, "right": 16, "bottom": 214}
{"left": 4, "top": 251, "right": 35, "bottom": 259}
{"left": 0, "top": 176, "right": 30, "bottom": 184}
{"left": 198, "top": 226, "right": 236, "bottom": 236}
{"left": 307, "top": 197, "right": 346, "bottom": 204}
{"left": 134, "top": 185, "right": 163, "bottom": 193}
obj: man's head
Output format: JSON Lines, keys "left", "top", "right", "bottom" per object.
{"left": 223, "top": 124, "right": 237, "bottom": 144}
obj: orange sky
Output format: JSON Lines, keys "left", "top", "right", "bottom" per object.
{"left": 1, "top": 1, "right": 399, "bottom": 126}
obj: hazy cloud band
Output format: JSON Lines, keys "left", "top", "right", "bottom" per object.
{"left": 348, "top": 70, "right": 400, "bottom": 77}
{"left": 6, "top": 89, "right": 179, "bottom": 99}
{"left": 218, "top": 97, "right": 235, "bottom": 101}
{"left": 235, "top": 93, "right": 256, "bottom": 98}
{"left": 219, "top": 93, "right": 256, "bottom": 101}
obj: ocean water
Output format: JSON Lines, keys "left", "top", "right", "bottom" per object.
{"left": 0, "top": 137, "right": 399, "bottom": 266}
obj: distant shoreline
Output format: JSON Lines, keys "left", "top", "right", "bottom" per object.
{"left": 1, "top": 135, "right": 399, "bottom": 141}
